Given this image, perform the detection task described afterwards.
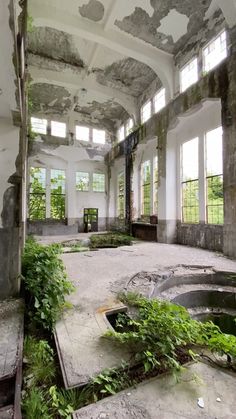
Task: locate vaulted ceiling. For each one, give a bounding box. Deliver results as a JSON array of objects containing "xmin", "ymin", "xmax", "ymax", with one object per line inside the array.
[{"xmin": 27, "ymin": 0, "xmax": 236, "ymax": 136}]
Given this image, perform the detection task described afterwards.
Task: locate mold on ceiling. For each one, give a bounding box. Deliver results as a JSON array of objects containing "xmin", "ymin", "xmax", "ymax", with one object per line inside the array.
[
  {"xmin": 28, "ymin": 27, "xmax": 85, "ymax": 68},
  {"xmin": 115, "ymin": 0, "xmax": 213, "ymax": 53},
  {"xmin": 95, "ymin": 58, "xmax": 158, "ymax": 97},
  {"xmin": 79, "ymin": 0, "xmax": 105, "ymax": 22},
  {"xmin": 74, "ymin": 100, "xmax": 129, "ymax": 133},
  {"xmin": 29, "ymin": 83, "xmax": 72, "ymax": 115}
]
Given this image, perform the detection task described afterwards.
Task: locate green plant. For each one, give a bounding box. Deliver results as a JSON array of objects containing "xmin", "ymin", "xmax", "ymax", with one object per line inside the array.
[
  {"xmin": 22, "ymin": 237, "xmax": 75, "ymax": 330},
  {"xmin": 105, "ymin": 293, "xmax": 236, "ymax": 373},
  {"xmin": 49, "ymin": 386, "xmax": 74, "ymax": 418},
  {"xmin": 91, "ymin": 363, "xmax": 131, "ymax": 397},
  {"xmin": 90, "ymin": 232, "xmax": 133, "ymax": 249},
  {"xmin": 22, "ymin": 387, "xmax": 52, "ymax": 419},
  {"xmin": 24, "ymin": 337, "xmax": 56, "ymax": 387}
]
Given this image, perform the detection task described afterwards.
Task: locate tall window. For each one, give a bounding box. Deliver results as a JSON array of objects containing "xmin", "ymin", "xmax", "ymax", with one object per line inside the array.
[
  {"xmin": 141, "ymin": 160, "xmax": 151, "ymax": 216},
  {"xmin": 93, "ymin": 173, "xmax": 105, "ymax": 192},
  {"xmin": 180, "ymin": 58, "xmax": 198, "ymax": 92},
  {"xmin": 141, "ymin": 101, "xmax": 152, "ymax": 123},
  {"xmin": 93, "ymin": 129, "xmax": 106, "ymax": 144},
  {"xmin": 31, "ymin": 117, "xmax": 47, "ymax": 135},
  {"xmin": 126, "ymin": 118, "xmax": 134, "ymax": 135},
  {"xmin": 203, "ymin": 30, "xmax": 227, "ymax": 73},
  {"xmin": 154, "ymin": 88, "xmax": 166, "ymax": 113},
  {"xmin": 153, "ymin": 156, "xmax": 158, "ymax": 214},
  {"xmin": 50, "ymin": 169, "xmax": 66, "ymax": 219},
  {"xmin": 182, "ymin": 138, "xmax": 199, "ymax": 223},
  {"xmin": 51, "ymin": 121, "xmax": 66, "ymax": 138},
  {"xmin": 118, "ymin": 125, "xmax": 125, "ymax": 143},
  {"xmin": 76, "ymin": 171, "xmax": 89, "ymax": 191},
  {"xmin": 117, "ymin": 172, "xmax": 125, "ymax": 219},
  {"xmin": 29, "ymin": 167, "xmax": 46, "ymax": 220},
  {"xmin": 76, "ymin": 126, "xmax": 89, "ymax": 142},
  {"xmin": 206, "ymin": 127, "xmax": 223, "ymax": 224}
]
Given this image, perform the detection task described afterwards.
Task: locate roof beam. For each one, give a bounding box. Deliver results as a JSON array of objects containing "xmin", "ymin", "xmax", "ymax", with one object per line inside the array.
[
  {"xmin": 29, "ymin": 65, "xmax": 138, "ymax": 119},
  {"xmin": 29, "ymin": 1, "xmax": 175, "ymax": 99}
]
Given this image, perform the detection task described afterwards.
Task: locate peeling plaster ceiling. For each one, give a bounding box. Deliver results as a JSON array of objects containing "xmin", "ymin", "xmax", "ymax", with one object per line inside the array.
[{"xmin": 28, "ymin": 0, "xmax": 229, "ymax": 136}]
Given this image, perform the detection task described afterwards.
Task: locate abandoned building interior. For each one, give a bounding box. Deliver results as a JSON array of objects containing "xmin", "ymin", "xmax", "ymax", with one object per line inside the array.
[{"xmin": 1, "ymin": 0, "xmax": 236, "ymax": 417}]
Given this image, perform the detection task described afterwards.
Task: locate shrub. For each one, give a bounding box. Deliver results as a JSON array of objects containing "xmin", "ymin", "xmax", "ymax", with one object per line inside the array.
[
  {"xmin": 24, "ymin": 336, "xmax": 56, "ymax": 387},
  {"xmin": 105, "ymin": 293, "xmax": 236, "ymax": 373},
  {"xmin": 90, "ymin": 233, "xmax": 133, "ymax": 249},
  {"xmin": 22, "ymin": 237, "xmax": 75, "ymax": 330}
]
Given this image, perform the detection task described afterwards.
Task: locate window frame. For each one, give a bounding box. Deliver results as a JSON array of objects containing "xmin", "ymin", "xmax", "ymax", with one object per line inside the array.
[
  {"xmin": 205, "ymin": 126, "xmax": 224, "ymax": 225},
  {"xmin": 153, "ymin": 88, "xmax": 166, "ymax": 113},
  {"xmin": 141, "ymin": 100, "xmax": 152, "ymax": 124},
  {"xmin": 92, "ymin": 173, "xmax": 105, "ymax": 192},
  {"xmin": 180, "ymin": 57, "xmax": 198, "ymax": 93},
  {"xmin": 76, "ymin": 171, "xmax": 90, "ymax": 192},
  {"xmin": 141, "ymin": 160, "xmax": 151, "ymax": 217},
  {"xmin": 51, "ymin": 121, "xmax": 66, "ymax": 138},
  {"xmin": 75, "ymin": 125, "xmax": 90, "ymax": 142},
  {"xmin": 117, "ymin": 172, "xmax": 125, "ymax": 219},
  {"xmin": 202, "ymin": 30, "xmax": 227, "ymax": 73},
  {"xmin": 92, "ymin": 128, "xmax": 106, "ymax": 144},
  {"xmin": 31, "ymin": 117, "xmax": 47, "ymax": 135},
  {"xmin": 181, "ymin": 137, "xmax": 199, "ymax": 224}
]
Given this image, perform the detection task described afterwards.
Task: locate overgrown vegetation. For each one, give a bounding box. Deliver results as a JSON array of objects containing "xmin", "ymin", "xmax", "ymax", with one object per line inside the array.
[
  {"xmin": 105, "ymin": 293, "xmax": 236, "ymax": 373},
  {"xmin": 22, "ymin": 237, "xmax": 75, "ymax": 330},
  {"xmin": 90, "ymin": 232, "xmax": 133, "ymax": 249}
]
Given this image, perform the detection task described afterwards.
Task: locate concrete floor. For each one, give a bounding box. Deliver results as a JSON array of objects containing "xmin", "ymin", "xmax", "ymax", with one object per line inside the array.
[
  {"xmin": 54, "ymin": 241, "xmax": 236, "ymax": 389},
  {"xmin": 73, "ymin": 362, "xmax": 236, "ymax": 418}
]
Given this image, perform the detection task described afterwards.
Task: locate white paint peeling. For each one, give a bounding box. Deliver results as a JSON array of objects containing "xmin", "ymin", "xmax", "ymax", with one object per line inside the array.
[{"xmin": 157, "ymin": 9, "xmax": 189, "ymax": 43}]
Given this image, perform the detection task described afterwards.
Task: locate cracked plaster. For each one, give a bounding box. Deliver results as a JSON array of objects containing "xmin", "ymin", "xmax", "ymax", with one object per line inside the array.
[
  {"xmin": 29, "ymin": 83, "xmax": 72, "ymax": 115},
  {"xmin": 95, "ymin": 58, "xmax": 158, "ymax": 97},
  {"xmin": 28, "ymin": 27, "xmax": 85, "ymax": 68},
  {"xmin": 115, "ymin": 0, "xmax": 213, "ymax": 54},
  {"xmin": 79, "ymin": 0, "xmax": 105, "ymax": 22}
]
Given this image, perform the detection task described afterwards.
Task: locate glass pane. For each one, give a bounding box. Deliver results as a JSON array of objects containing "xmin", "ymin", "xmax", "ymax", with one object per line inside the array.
[
  {"xmin": 207, "ymin": 175, "xmax": 223, "ymax": 224},
  {"xmin": 51, "ymin": 121, "xmax": 66, "ymax": 138},
  {"xmin": 93, "ymin": 173, "xmax": 105, "ymax": 192},
  {"xmin": 182, "ymin": 138, "xmax": 198, "ymax": 181},
  {"xmin": 93, "ymin": 129, "xmax": 106, "ymax": 144},
  {"xmin": 29, "ymin": 167, "xmax": 46, "ymax": 220},
  {"xmin": 76, "ymin": 126, "xmax": 89, "ymax": 141},
  {"xmin": 182, "ymin": 180, "xmax": 199, "ymax": 223},
  {"xmin": 206, "ymin": 127, "xmax": 223, "ymax": 176},
  {"xmin": 76, "ymin": 171, "xmax": 89, "ymax": 191}
]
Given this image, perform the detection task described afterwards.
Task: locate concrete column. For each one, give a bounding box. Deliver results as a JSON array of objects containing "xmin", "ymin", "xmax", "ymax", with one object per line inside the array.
[
  {"xmin": 66, "ymin": 162, "xmax": 76, "ymax": 225},
  {"xmin": 46, "ymin": 168, "xmax": 51, "ymax": 218},
  {"xmin": 158, "ymin": 131, "xmax": 177, "ymax": 243},
  {"xmin": 199, "ymin": 133, "xmax": 206, "ymax": 222}
]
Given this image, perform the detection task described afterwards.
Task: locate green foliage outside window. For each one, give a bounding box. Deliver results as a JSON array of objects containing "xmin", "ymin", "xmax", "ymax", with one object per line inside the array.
[
  {"xmin": 142, "ymin": 161, "xmax": 151, "ymax": 216},
  {"xmin": 29, "ymin": 167, "xmax": 46, "ymax": 220},
  {"xmin": 76, "ymin": 172, "xmax": 89, "ymax": 191},
  {"xmin": 118, "ymin": 173, "xmax": 125, "ymax": 219},
  {"xmin": 207, "ymin": 175, "xmax": 224, "ymax": 224},
  {"xmin": 182, "ymin": 179, "xmax": 199, "ymax": 223},
  {"xmin": 50, "ymin": 169, "xmax": 66, "ymax": 219}
]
